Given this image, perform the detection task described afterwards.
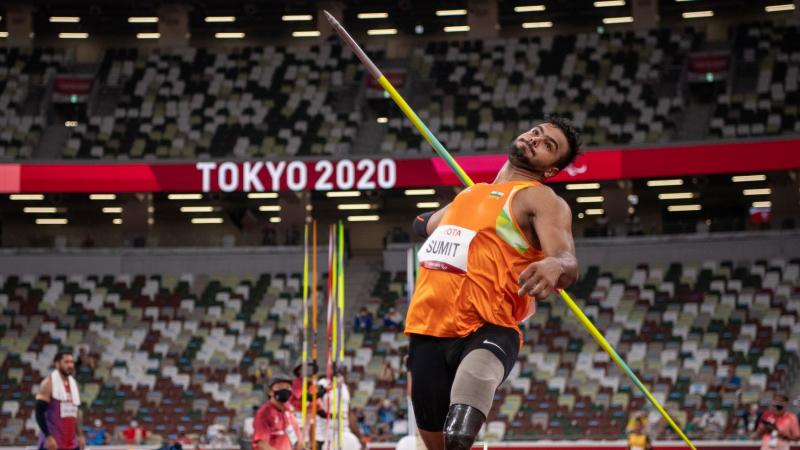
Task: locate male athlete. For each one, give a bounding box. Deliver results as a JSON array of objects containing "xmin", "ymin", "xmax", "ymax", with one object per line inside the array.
[
  {"xmin": 36, "ymin": 352, "xmax": 85, "ymax": 450},
  {"xmin": 406, "ymin": 116, "xmax": 581, "ymax": 450}
]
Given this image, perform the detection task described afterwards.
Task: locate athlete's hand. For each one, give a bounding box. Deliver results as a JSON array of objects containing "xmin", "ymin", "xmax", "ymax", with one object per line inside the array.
[
  {"xmin": 45, "ymin": 436, "xmax": 57, "ymax": 450},
  {"xmin": 517, "ymin": 258, "xmax": 564, "ymax": 299},
  {"xmin": 79, "ymin": 435, "xmax": 86, "ymax": 450}
]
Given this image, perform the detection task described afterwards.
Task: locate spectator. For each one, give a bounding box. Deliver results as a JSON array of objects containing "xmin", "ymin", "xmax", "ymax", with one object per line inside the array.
[
  {"xmin": 253, "ymin": 374, "xmax": 304, "ymax": 450},
  {"xmin": 378, "ymin": 361, "xmax": 396, "ymax": 384},
  {"xmin": 291, "ymin": 361, "xmax": 318, "ymax": 413},
  {"xmin": 354, "ymin": 409, "xmax": 371, "ymax": 439},
  {"xmin": 383, "ymin": 308, "xmax": 403, "ymax": 330},
  {"xmin": 121, "ymin": 420, "xmax": 149, "ymax": 445},
  {"xmin": 693, "ymin": 405, "xmax": 727, "ymax": 438},
  {"xmin": 719, "ymin": 365, "xmax": 742, "ymax": 394},
  {"xmin": 626, "ymin": 411, "xmax": 648, "ymax": 433},
  {"xmin": 175, "ymin": 427, "xmax": 193, "ymax": 448},
  {"xmin": 378, "ymin": 399, "xmax": 396, "ymax": 427},
  {"xmin": 86, "ymin": 419, "xmax": 106, "ymax": 445},
  {"xmin": 755, "ymin": 394, "xmax": 800, "ymax": 450},
  {"xmin": 354, "ymin": 308, "xmax": 373, "ymax": 332},
  {"xmin": 627, "ymin": 416, "xmax": 652, "ymax": 450},
  {"xmin": 736, "ymin": 403, "xmax": 762, "ymax": 438}
]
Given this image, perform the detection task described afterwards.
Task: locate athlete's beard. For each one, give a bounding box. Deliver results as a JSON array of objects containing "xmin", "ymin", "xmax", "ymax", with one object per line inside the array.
[
  {"xmin": 58, "ymin": 367, "xmax": 73, "ymax": 377},
  {"xmin": 508, "ymin": 140, "xmax": 540, "ymax": 173}
]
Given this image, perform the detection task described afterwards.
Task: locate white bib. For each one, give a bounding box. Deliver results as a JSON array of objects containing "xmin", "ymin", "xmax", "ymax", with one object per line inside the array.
[
  {"xmin": 60, "ymin": 402, "xmax": 78, "ymax": 418},
  {"xmin": 418, "ymin": 225, "xmax": 476, "ymax": 273}
]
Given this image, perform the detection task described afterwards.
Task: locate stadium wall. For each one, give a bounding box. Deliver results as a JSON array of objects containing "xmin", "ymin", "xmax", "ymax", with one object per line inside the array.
[{"xmin": 383, "ymin": 230, "xmax": 800, "ymax": 273}]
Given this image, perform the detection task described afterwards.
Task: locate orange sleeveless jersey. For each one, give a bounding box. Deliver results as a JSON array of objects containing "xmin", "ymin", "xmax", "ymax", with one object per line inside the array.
[{"xmin": 405, "ymin": 181, "xmax": 545, "ymax": 340}]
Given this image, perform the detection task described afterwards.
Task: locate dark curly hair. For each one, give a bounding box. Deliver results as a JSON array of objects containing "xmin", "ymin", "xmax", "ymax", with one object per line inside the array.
[{"xmin": 545, "ymin": 115, "xmax": 582, "ymax": 170}]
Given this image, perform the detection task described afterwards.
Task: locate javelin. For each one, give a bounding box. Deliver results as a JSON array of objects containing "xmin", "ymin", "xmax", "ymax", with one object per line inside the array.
[{"xmin": 323, "ymin": 11, "xmax": 696, "ymax": 449}]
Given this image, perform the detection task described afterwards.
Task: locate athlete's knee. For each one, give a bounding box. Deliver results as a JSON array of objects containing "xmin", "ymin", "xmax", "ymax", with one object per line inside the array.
[
  {"xmin": 450, "ymin": 349, "xmax": 505, "ymax": 416},
  {"xmin": 443, "ymin": 404, "xmax": 485, "ymax": 450}
]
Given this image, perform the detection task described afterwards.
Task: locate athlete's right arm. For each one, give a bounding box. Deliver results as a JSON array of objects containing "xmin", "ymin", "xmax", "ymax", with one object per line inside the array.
[{"xmin": 412, "ymin": 204, "xmax": 450, "ymax": 238}]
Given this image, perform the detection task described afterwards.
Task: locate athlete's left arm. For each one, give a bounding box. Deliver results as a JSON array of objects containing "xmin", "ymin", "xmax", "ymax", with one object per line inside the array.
[{"xmin": 517, "ymin": 190, "xmax": 578, "ymax": 299}]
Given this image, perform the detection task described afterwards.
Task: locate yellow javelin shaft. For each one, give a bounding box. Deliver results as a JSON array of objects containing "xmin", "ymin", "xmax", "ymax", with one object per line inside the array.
[{"xmin": 559, "ymin": 290, "xmax": 696, "ymax": 450}]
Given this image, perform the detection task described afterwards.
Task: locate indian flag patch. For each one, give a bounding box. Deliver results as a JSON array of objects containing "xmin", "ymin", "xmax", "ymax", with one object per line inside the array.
[{"xmin": 490, "ymin": 191, "xmax": 504, "ymax": 198}]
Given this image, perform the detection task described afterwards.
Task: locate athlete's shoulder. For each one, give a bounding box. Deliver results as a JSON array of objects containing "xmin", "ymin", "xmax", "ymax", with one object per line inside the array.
[{"xmin": 517, "ymin": 184, "xmax": 571, "ymax": 216}]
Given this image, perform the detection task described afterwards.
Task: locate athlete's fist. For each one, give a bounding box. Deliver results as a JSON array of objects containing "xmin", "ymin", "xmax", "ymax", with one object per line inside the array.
[
  {"xmin": 517, "ymin": 258, "xmax": 564, "ymax": 299},
  {"xmin": 45, "ymin": 436, "xmax": 57, "ymax": 450}
]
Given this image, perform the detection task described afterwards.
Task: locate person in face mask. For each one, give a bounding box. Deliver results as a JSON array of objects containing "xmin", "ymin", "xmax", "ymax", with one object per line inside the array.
[
  {"xmin": 755, "ymin": 394, "xmax": 800, "ymax": 450},
  {"xmin": 253, "ymin": 374, "xmax": 305, "ymax": 450}
]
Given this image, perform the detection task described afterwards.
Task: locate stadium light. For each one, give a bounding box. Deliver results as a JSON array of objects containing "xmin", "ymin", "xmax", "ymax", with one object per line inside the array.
[
  {"xmin": 752, "ymin": 201, "xmax": 772, "ymax": 208},
  {"xmin": 358, "ymin": 12, "xmax": 389, "ymax": 19},
  {"xmin": 647, "ymin": 179, "xmax": 683, "ymax": 187},
  {"xmin": 743, "ymin": 188, "xmax": 771, "ymax": 196},
  {"xmin": 602, "ymin": 16, "xmax": 633, "ymax": 24},
  {"xmin": 347, "ymin": 215, "xmax": 380, "ymax": 222},
  {"xmin": 417, "ymin": 202, "xmax": 441, "ymax": 208},
  {"xmin": 112, "ymin": 218, "xmax": 122, "ymax": 225},
  {"xmin": 436, "ymin": 9, "xmax": 468, "ymax": 16},
  {"xmin": 444, "ymin": 25, "xmax": 470, "ymax": 32},
  {"xmin": 326, "ymin": 191, "xmax": 360, "ymax": 198},
  {"xmin": 215, "ymin": 32, "xmax": 245, "ymax": 39},
  {"xmin": 566, "ymin": 183, "xmax": 600, "ymax": 190},
  {"xmin": 377, "ymin": 117, "xmax": 388, "ymax": 123},
  {"xmin": 594, "ymin": 0, "xmax": 625, "ymax": 7},
  {"xmin": 90, "ymin": 194, "xmax": 116, "ymax": 200},
  {"xmin": 128, "ymin": 17, "xmax": 159, "ymax": 23},
  {"xmin": 64, "ymin": 121, "xmax": 78, "ymax": 127},
  {"xmin": 269, "ymin": 217, "xmax": 281, "ymax": 223},
  {"xmin": 658, "ymin": 192, "xmax": 695, "ymax": 200},
  {"xmin": 732, "ymin": 174, "xmax": 766, "ymax": 182},
  {"xmin": 0, "ymin": 32, "xmax": 7, "ymax": 38},
  {"xmin": 10, "ymin": 194, "xmax": 44, "ymax": 200},
  {"xmin": 247, "ymin": 192, "xmax": 278, "ymax": 199},
  {"xmin": 23, "ymin": 207, "xmax": 57, "ymax": 214},
  {"xmin": 368, "ymin": 28, "xmax": 397, "ymax": 35},
  {"xmin": 293, "ymin": 30, "xmax": 321, "ymax": 37},
  {"xmin": 50, "ymin": 16, "xmax": 80, "ymax": 23},
  {"xmin": 585, "ymin": 208, "xmax": 605, "ymax": 215},
  {"xmin": 102, "ymin": 207, "xmax": 122, "ymax": 214},
  {"xmin": 191, "ymin": 217, "xmax": 224, "ymax": 224},
  {"xmin": 168, "ymin": 193, "xmax": 203, "ymax": 200},
  {"xmin": 180, "ymin": 206, "xmax": 215, "ymax": 213},
  {"xmin": 682, "ymin": 10, "xmax": 713, "ymax": 18},
  {"xmin": 405, "ymin": 189, "xmax": 436, "ymax": 196},
  {"xmin": 576, "ymin": 196, "xmax": 604, "ymax": 203},
  {"xmin": 766, "ymin": 4, "xmax": 795, "ymax": 12},
  {"xmin": 59, "ymin": 33, "xmax": 89, "ymax": 39},
  {"xmin": 205, "ymin": 16, "xmax": 236, "ymax": 22},
  {"xmin": 282, "ymin": 15, "xmax": 313, "ymax": 21},
  {"xmin": 522, "ymin": 21, "xmax": 553, "ymax": 28},
  {"xmin": 514, "ymin": 5, "xmax": 546, "ymax": 12},
  {"xmin": 259, "ymin": 205, "xmax": 282, "ymax": 212},
  {"xmin": 667, "ymin": 204, "xmax": 701, "ymax": 212},
  {"xmin": 137, "ymin": 33, "xmax": 160, "ymax": 39},
  {"xmin": 36, "ymin": 218, "xmax": 68, "ymax": 225},
  {"xmin": 337, "ymin": 204, "xmax": 373, "ymax": 210}
]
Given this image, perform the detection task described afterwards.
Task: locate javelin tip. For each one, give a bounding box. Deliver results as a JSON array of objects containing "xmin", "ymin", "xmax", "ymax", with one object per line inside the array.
[{"xmin": 323, "ymin": 10, "xmax": 338, "ymax": 26}]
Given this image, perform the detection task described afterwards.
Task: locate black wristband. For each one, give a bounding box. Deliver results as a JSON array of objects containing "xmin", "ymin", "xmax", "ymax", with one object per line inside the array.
[{"xmin": 412, "ymin": 211, "xmax": 435, "ymax": 238}]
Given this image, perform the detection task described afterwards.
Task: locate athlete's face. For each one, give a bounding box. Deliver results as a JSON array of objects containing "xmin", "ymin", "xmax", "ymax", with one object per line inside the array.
[
  {"xmin": 508, "ymin": 123, "xmax": 569, "ymax": 178},
  {"xmin": 56, "ymin": 355, "xmax": 75, "ymax": 376}
]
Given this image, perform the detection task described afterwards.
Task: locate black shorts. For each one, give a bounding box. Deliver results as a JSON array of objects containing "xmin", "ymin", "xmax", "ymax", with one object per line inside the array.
[{"xmin": 407, "ymin": 322, "xmax": 520, "ymax": 432}]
